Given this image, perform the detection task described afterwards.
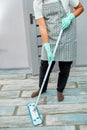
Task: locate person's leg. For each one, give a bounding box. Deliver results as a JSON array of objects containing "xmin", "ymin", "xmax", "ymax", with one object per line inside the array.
[
  {"xmin": 31, "ymin": 60, "xmax": 55, "ymax": 98},
  {"xmin": 39, "ymin": 60, "xmax": 55, "ymax": 91},
  {"xmin": 57, "ymin": 61, "xmax": 72, "ymax": 101}
]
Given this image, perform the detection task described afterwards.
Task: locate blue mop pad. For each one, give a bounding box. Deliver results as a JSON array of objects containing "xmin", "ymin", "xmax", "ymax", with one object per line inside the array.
[{"xmin": 27, "ymin": 103, "xmax": 43, "ymax": 126}]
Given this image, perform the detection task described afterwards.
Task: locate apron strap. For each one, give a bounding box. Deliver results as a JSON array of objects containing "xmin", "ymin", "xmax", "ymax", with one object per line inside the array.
[{"xmin": 59, "ymin": 0, "xmax": 67, "ymax": 13}]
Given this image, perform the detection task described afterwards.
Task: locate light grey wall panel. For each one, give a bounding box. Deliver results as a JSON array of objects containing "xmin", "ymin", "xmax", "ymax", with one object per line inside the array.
[
  {"xmin": 76, "ymin": 0, "xmax": 87, "ymax": 66},
  {"xmin": 24, "ymin": 0, "xmax": 39, "ymax": 75}
]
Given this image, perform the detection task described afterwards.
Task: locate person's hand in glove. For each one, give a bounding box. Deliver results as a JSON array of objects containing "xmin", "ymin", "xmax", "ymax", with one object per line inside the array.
[
  {"xmin": 62, "ymin": 13, "xmax": 75, "ymax": 30},
  {"xmin": 44, "ymin": 43, "xmax": 54, "ymax": 64}
]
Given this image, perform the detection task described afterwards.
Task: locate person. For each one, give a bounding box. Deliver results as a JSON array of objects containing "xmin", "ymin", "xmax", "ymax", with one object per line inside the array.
[{"xmin": 31, "ymin": 0, "xmax": 84, "ymax": 101}]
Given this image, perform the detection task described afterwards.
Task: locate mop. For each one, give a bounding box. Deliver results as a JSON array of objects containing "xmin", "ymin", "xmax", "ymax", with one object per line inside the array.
[{"xmin": 27, "ymin": 29, "xmax": 63, "ymax": 126}]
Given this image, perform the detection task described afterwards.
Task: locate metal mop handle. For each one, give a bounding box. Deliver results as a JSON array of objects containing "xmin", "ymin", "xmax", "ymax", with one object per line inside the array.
[{"xmin": 34, "ymin": 29, "xmax": 63, "ymax": 109}]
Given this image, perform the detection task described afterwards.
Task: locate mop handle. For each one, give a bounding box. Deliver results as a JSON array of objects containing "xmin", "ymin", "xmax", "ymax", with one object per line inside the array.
[{"xmin": 34, "ymin": 29, "xmax": 63, "ymax": 110}]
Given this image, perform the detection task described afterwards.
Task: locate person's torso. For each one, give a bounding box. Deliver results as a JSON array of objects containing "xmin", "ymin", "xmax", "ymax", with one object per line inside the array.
[{"xmin": 42, "ymin": 0, "xmax": 76, "ymax": 45}]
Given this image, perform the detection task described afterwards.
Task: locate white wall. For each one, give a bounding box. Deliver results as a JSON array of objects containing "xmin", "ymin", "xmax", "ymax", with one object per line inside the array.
[{"xmin": 0, "ymin": 0, "xmax": 29, "ymax": 69}]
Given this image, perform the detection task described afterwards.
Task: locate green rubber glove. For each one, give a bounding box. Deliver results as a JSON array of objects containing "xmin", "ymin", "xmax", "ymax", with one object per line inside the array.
[
  {"xmin": 62, "ymin": 13, "xmax": 75, "ymax": 30},
  {"xmin": 44, "ymin": 43, "xmax": 54, "ymax": 64}
]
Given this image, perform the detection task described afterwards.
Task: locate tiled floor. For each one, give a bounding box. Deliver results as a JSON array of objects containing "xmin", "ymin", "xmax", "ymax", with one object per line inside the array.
[{"xmin": 0, "ymin": 67, "xmax": 87, "ymax": 130}]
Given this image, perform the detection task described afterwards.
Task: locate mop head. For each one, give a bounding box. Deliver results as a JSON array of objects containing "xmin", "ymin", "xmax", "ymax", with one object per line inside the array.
[{"xmin": 27, "ymin": 103, "xmax": 43, "ymax": 126}]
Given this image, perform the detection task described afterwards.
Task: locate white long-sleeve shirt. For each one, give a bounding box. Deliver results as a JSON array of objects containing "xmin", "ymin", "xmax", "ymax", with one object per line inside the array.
[{"xmin": 33, "ymin": 0, "xmax": 79, "ymax": 19}]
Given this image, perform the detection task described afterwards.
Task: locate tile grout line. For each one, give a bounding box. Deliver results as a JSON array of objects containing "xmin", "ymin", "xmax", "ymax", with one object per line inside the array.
[
  {"xmin": 75, "ymin": 82, "xmax": 78, "ymax": 88},
  {"xmin": 42, "ymin": 115, "xmax": 46, "ymax": 126},
  {"xmin": 75, "ymin": 125, "xmax": 80, "ymax": 130},
  {"xmin": 19, "ymin": 90, "xmax": 23, "ymax": 98},
  {"xmin": 25, "ymin": 74, "xmax": 28, "ymax": 79},
  {"xmin": 13, "ymin": 106, "xmax": 19, "ymax": 116},
  {"xmin": 0, "ymin": 85, "xmax": 3, "ymax": 91}
]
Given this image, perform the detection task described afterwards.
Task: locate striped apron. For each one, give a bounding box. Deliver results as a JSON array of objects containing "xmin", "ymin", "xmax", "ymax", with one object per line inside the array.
[{"xmin": 41, "ymin": 0, "xmax": 77, "ymax": 61}]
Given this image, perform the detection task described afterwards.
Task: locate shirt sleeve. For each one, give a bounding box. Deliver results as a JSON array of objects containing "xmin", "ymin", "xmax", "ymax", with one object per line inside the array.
[
  {"xmin": 69, "ymin": 0, "xmax": 79, "ymax": 7},
  {"xmin": 33, "ymin": 0, "xmax": 43, "ymax": 19}
]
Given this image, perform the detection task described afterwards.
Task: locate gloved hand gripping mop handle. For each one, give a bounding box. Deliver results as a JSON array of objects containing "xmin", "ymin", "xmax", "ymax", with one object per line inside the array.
[{"xmin": 34, "ymin": 29, "xmax": 63, "ymax": 110}]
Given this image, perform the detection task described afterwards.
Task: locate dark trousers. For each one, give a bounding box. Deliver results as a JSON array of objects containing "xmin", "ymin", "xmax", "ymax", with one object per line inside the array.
[{"xmin": 39, "ymin": 60, "xmax": 72, "ymax": 93}]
